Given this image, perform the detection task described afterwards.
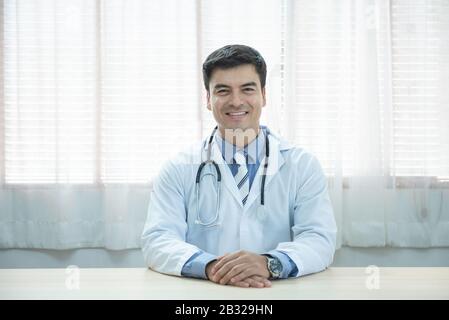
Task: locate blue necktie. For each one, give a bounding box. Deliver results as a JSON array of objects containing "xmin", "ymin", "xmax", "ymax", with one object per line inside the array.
[{"xmin": 234, "ymin": 151, "xmax": 249, "ymax": 206}]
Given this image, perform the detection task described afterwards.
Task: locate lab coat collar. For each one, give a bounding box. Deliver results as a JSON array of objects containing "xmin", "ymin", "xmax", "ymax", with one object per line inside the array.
[
  {"xmin": 204, "ymin": 127, "xmax": 293, "ymax": 210},
  {"xmin": 214, "ymin": 127, "xmax": 265, "ymax": 165}
]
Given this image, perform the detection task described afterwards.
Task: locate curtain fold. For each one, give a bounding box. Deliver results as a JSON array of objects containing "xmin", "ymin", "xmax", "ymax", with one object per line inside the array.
[{"xmin": 0, "ymin": 185, "xmax": 150, "ymax": 249}]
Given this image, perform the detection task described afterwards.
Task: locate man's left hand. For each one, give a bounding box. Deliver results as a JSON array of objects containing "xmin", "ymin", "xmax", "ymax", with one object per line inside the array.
[{"xmin": 210, "ymin": 250, "xmax": 270, "ymax": 285}]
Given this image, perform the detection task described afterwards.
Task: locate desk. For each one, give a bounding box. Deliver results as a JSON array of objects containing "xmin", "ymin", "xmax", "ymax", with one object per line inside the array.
[{"xmin": 0, "ymin": 267, "xmax": 448, "ymax": 299}]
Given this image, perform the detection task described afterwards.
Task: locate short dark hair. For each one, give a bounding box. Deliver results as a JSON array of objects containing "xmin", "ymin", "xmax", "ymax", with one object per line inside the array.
[{"xmin": 202, "ymin": 44, "xmax": 267, "ymax": 92}]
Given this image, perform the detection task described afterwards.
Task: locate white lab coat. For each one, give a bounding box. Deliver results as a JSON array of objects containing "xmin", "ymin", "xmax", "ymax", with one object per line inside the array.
[{"xmin": 141, "ymin": 130, "xmax": 337, "ymax": 277}]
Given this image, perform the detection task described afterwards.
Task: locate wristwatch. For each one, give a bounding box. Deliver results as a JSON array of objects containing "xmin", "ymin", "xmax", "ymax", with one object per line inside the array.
[{"xmin": 265, "ymin": 255, "xmax": 283, "ymax": 279}]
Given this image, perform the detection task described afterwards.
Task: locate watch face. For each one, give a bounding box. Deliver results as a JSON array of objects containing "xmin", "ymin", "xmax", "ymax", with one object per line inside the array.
[{"xmin": 268, "ymin": 257, "xmax": 282, "ymax": 277}]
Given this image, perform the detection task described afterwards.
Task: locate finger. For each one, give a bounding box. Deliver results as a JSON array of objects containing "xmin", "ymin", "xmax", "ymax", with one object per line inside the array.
[
  {"xmin": 211, "ymin": 252, "xmax": 240, "ymax": 274},
  {"xmin": 229, "ymin": 268, "xmax": 254, "ymax": 284},
  {"xmin": 213, "ymin": 250, "xmax": 249, "ymax": 273},
  {"xmin": 232, "ymin": 281, "xmax": 250, "ymax": 288},
  {"xmin": 219, "ymin": 265, "xmax": 248, "ymax": 285},
  {"xmin": 228, "ymin": 260, "xmax": 270, "ymax": 285},
  {"xmin": 243, "ymin": 277, "xmax": 265, "ymax": 288},
  {"xmin": 216, "ymin": 253, "xmax": 227, "ymax": 261},
  {"xmin": 213, "ymin": 261, "xmax": 239, "ymax": 283},
  {"xmin": 212, "ymin": 257, "xmax": 244, "ymax": 283},
  {"xmin": 250, "ymin": 275, "xmax": 272, "ymax": 287}
]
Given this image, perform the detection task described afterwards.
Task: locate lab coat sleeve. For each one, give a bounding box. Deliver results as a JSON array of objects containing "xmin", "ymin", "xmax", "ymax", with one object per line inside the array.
[
  {"xmin": 276, "ymin": 153, "xmax": 337, "ymax": 277},
  {"xmin": 141, "ymin": 159, "xmax": 202, "ymax": 276},
  {"xmin": 181, "ymin": 251, "xmax": 217, "ymax": 279}
]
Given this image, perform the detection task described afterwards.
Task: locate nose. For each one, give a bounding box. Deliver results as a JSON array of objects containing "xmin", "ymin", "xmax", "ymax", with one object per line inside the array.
[{"xmin": 229, "ymin": 92, "xmax": 245, "ymax": 108}]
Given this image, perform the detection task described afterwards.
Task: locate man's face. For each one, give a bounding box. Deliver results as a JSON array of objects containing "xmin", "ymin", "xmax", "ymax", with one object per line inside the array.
[{"xmin": 207, "ymin": 64, "xmax": 266, "ymax": 135}]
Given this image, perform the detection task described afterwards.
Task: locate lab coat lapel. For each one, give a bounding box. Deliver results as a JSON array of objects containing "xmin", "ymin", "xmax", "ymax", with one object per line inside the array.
[
  {"xmin": 210, "ymin": 140, "xmax": 245, "ymax": 208},
  {"xmin": 243, "ymin": 133, "xmax": 287, "ymax": 211}
]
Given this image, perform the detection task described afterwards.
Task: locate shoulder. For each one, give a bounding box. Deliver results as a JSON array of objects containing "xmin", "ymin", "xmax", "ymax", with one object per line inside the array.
[
  {"xmin": 277, "ymin": 143, "xmax": 328, "ymax": 193},
  {"xmin": 270, "ymin": 133, "xmax": 325, "ymax": 179},
  {"xmin": 283, "ymin": 147, "xmax": 323, "ymax": 172},
  {"xmin": 269, "ymin": 130, "xmax": 323, "ymax": 171}
]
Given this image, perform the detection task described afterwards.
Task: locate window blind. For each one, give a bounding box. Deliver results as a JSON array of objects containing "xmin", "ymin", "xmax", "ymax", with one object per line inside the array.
[
  {"xmin": 389, "ymin": 0, "xmax": 449, "ymax": 178},
  {"xmin": 3, "ymin": 0, "xmax": 201, "ymax": 184},
  {"xmin": 288, "ymin": 0, "xmax": 356, "ymax": 176},
  {"xmin": 100, "ymin": 0, "xmax": 200, "ymax": 183},
  {"xmin": 4, "ymin": 0, "xmax": 97, "ymax": 183},
  {"xmin": 2, "ymin": 0, "xmax": 449, "ymax": 184},
  {"xmin": 287, "ymin": 0, "xmax": 449, "ymax": 178}
]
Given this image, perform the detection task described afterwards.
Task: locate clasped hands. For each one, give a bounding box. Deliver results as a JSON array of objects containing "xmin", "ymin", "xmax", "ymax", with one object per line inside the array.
[{"xmin": 206, "ymin": 250, "xmax": 272, "ymax": 288}]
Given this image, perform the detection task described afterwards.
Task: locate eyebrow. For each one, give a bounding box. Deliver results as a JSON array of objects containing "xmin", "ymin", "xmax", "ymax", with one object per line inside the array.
[{"xmin": 213, "ymin": 82, "xmax": 258, "ymax": 90}]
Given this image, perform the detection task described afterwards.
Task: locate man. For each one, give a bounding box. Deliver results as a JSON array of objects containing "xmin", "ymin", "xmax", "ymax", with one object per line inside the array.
[{"xmin": 141, "ymin": 44, "xmax": 337, "ymax": 288}]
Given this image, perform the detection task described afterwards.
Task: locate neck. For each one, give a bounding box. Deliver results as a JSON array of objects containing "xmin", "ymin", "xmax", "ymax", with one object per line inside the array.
[{"xmin": 219, "ymin": 126, "xmax": 260, "ymax": 148}]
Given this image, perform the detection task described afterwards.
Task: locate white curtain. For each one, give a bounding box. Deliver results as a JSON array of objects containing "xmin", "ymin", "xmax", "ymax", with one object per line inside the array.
[{"xmin": 1, "ymin": 0, "xmax": 448, "ymax": 250}]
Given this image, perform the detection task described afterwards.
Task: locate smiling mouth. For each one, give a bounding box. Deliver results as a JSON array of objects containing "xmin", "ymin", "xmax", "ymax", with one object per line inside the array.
[{"xmin": 226, "ymin": 111, "xmax": 249, "ymax": 116}]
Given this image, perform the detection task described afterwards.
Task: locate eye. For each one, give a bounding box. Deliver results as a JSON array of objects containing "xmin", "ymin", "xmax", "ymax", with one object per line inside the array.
[
  {"xmin": 243, "ymin": 87, "xmax": 255, "ymax": 92},
  {"xmin": 216, "ymin": 89, "xmax": 229, "ymax": 95}
]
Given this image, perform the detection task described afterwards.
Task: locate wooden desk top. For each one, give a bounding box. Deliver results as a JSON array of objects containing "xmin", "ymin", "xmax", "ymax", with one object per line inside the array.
[{"xmin": 1, "ymin": 267, "xmax": 448, "ymax": 300}]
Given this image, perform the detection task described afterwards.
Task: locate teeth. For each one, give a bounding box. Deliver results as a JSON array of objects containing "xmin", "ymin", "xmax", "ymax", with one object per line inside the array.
[{"xmin": 229, "ymin": 112, "xmax": 246, "ymax": 116}]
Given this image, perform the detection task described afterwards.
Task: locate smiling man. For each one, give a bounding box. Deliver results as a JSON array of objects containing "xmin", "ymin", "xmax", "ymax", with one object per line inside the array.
[
  {"xmin": 207, "ymin": 63, "xmax": 264, "ymax": 148},
  {"xmin": 141, "ymin": 44, "xmax": 337, "ymax": 288}
]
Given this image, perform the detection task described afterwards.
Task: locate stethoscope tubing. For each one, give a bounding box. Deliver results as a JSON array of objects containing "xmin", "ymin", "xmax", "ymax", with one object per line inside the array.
[{"xmin": 195, "ymin": 126, "xmax": 269, "ymax": 226}]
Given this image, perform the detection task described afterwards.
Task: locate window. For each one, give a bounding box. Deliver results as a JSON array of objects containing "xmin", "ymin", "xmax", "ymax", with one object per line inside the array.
[
  {"xmin": 1, "ymin": 0, "xmax": 448, "ymax": 184},
  {"xmin": 389, "ymin": 0, "xmax": 449, "ymax": 178}
]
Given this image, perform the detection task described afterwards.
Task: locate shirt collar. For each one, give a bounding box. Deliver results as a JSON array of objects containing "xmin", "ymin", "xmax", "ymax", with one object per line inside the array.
[{"xmin": 215, "ymin": 126, "xmax": 266, "ymax": 165}]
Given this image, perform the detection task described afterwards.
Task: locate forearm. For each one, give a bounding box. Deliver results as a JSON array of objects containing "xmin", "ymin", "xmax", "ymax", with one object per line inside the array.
[
  {"xmin": 141, "ymin": 231, "xmax": 202, "ymax": 276},
  {"xmin": 276, "ymin": 230, "xmax": 336, "ymax": 277}
]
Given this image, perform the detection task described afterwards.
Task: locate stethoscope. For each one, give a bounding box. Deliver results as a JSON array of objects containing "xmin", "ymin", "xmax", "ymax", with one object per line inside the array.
[{"xmin": 195, "ymin": 126, "xmax": 270, "ymax": 227}]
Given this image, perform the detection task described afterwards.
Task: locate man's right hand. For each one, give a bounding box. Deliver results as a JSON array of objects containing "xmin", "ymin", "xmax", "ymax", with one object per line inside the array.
[{"xmin": 206, "ymin": 259, "xmax": 271, "ymax": 288}]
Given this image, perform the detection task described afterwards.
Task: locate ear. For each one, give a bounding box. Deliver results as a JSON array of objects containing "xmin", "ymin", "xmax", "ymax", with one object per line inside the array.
[
  {"xmin": 262, "ymin": 87, "xmax": 267, "ymax": 107},
  {"xmin": 206, "ymin": 91, "xmax": 212, "ymax": 111}
]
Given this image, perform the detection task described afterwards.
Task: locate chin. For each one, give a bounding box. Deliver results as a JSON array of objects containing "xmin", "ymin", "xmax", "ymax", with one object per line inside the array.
[{"xmin": 225, "ymin": 124, "xmax": 249, "ymax": 131}]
